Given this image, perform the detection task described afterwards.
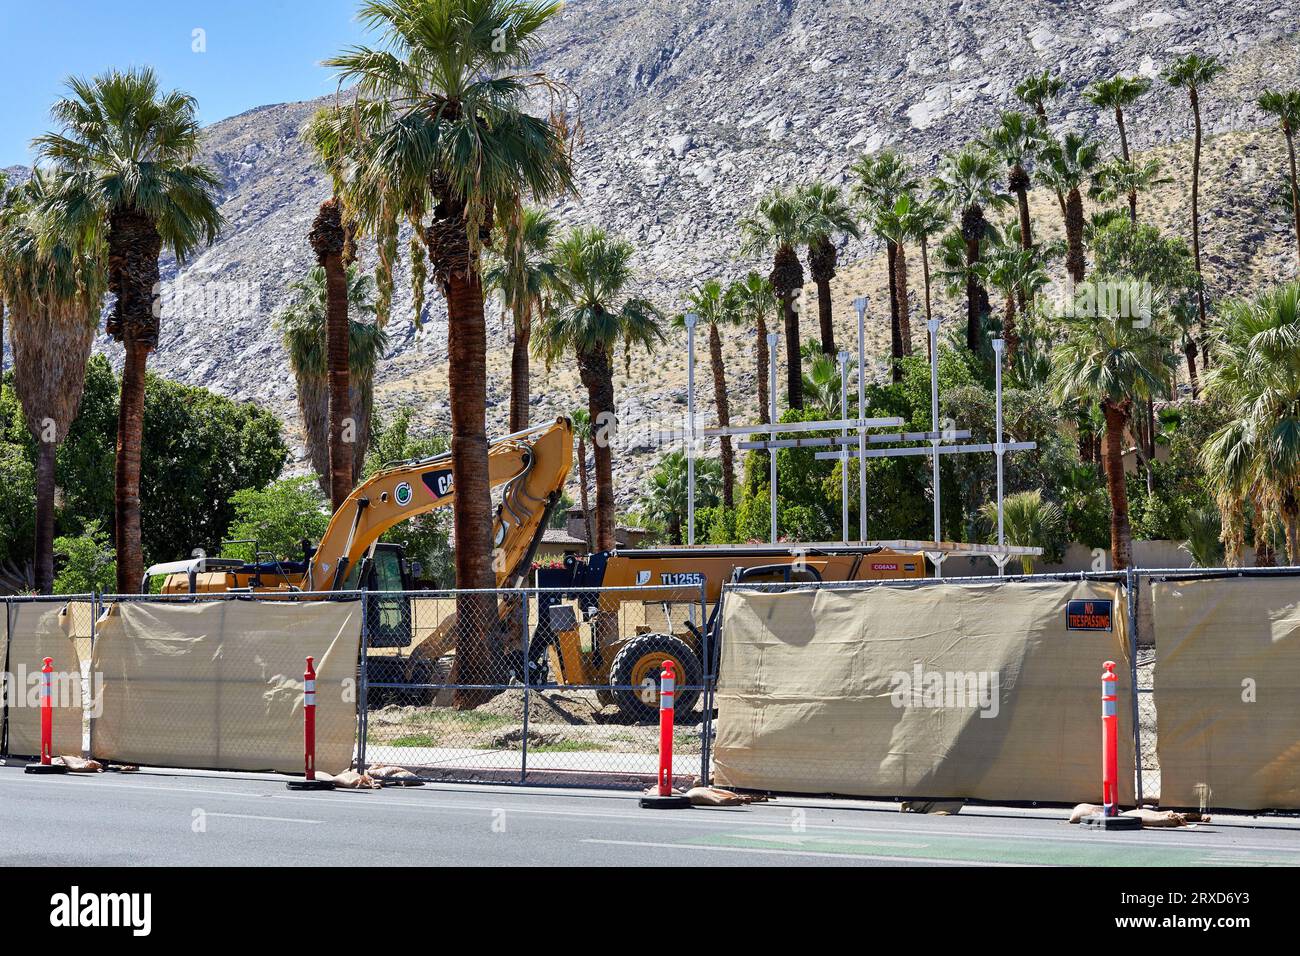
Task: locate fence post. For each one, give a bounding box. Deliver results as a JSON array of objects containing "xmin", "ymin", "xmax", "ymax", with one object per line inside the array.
[
  {"xmin": 520, "ymin": 588, "xmax": 529, "ymax": 786},
  {"xmin": 1126, "ymin": 566, "xmax": 1142, "ymax": 806},
  {"xmin": 356, "ymin": 590, "xmax": 369, "ymax": 775},
  {"xmin": 699, "ymin": 581, "xmax": 712, "ymax": 786}
]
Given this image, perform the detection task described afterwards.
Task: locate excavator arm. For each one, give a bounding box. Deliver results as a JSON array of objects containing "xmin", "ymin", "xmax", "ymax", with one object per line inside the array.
[{"xmin": 306, "ymin": 417, "xmax": 573, "ymax": 592}]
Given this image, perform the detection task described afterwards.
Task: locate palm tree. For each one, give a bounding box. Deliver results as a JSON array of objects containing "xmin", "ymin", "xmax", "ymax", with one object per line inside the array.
[
  {"xmin": 1086, "ymin": 75, "xmax": 1151, "ymax": 221},
  {"xmin": 740, "ymin": 189, "xmax": 807, "ymax": 408},
  {"xmin": 1163, "ymin": 54, "xmax": 1223, "ymax": 340},
  {"xmin": 1015, "ymin": 69, "xmax": 1068, "ymax": 214},
  {"xmin": 1040, "ymin": 132, "xmax": 1102, "ymax": 285},
  {"xmin": 1257, "ymin": 89, "xmax": 1300, "ymax": 266},
  {"xmin": 727, "ymin": 272, "xmax": 778, "ymax": 423},
  {"xmin": 276, "ymin": 265, "xmax": 389, "ymax": 495},
  {"xmin": 327, "ymin": 0, "xmax": 574, "ymax": 614},
  {"xmin": 795, "ymin": 182, "xmax": 861, "ymax": 355},
  {"xmin": 907, "ymin": 194, "xmax": 948, "ymax": 357},
  {"xmin": 978, "ymin": 244, "xmax": 1048, "ymax": 360},
  {"xmin": 307, "ymin": 197, "xmax": 353, "ymax": 511},
  {"xmin": 534, "ymin": 227, "xmax": 664, "ymax": 550},
  {"xmin": 1202, "ymin": 283, "xmax": 1300, "ymax": 563},
  {"xmin": 1179, "ymin": 506, "xmax": 1224, "ymax": 568},
  {"xmin": 1052, "ymin": 304, "xmax": 1172, "ymax": 569},
  {"xmin": 35, "ymin": 67, "xmax": 223, "ymax": 593},
  {"xmin": 800, "ymin": 347, "xmax": 842, "ymax": 418},
  {"xmin": 0, "ymin": 171, "xmax": 105, "ymax": 593},
  {"xmin": 872, "ymin": 194, "xmax": 926, "ymax": 360},
  {"xmin": 569, "ymin": 407, "xmax": 594, "ymax": 550},
  {"xmin": 0, "ymin": 170, "xmax": 9, "ymax": 379},
  {"xmin": 932, "ymin": 146, "xmax": 1011, "ymax": 351},
  {"xmin": 979, "ymin": 490, "xmax": 1064, "ymax": 574},
  {"xmin": 641, "ymin": 451, "xmax": 721, "ymax": 545},
  {"xmin": 485, "ymin": 206, "xmax": 558, "ymax": 432},
  {"xmin": 1015, "ymin": 69, "xmax": 1066, "ymax": 124},
  {"xmin": 1089, "ymin": 157, "xmax": 1169, "ymax": 223},
  {"xmin": 984, "ymin": 111, "xmax": 1048, "ymax": 250},
  {"xmin": 852, "ymin": 150, "xmax": 921, "ymax": 373},
  {"xmin": 677, "ymin": 279, "xmax": 737, "ymax": 507}
]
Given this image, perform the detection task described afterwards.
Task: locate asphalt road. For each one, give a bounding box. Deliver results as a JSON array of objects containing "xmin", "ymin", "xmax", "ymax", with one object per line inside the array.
[{"xmin": 2, "ymin": 764, "xmax": 1298, "ymax": 867}]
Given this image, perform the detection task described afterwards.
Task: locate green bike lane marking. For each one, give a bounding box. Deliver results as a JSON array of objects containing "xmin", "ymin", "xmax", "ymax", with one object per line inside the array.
[{"xmin": 685, "ymin": 830, "xmax": 1294, "ymax": 866}]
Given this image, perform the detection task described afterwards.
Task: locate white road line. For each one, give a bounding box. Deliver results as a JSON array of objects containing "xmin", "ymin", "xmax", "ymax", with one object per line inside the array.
[
  {"xmin": 582, "ymin": 838, "xmax": 1030, "ymax": 866},
  {"xmin": 8, "ymin": 774, "xmax": 1297, "ymax": 857},
  {"xmin": 206, "ymin": 812, "xmax": 321, "ymax": 824}
]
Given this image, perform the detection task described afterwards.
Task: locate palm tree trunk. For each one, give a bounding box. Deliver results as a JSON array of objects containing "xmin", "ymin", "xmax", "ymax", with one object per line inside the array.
[
  {"xmin": 106, "ymin": 207, "xmax": 162, "ymax": 595},
  {"xmin": 114, "ymin": 336, "xmax": 149, "ymax": 593},
  {"xmin": 1065, "ymin": 187, "xmax": 1086, "ymax": 284},
  {"xmin": 33, "ymin": 438, "xmax": 57, "ymax": 594},
  {"xmin": 579, "ymin": 346, "xmax": 617, "ymax": 551},
  {"xmin": 894, "ymin": 242, "xmax": 912, "ymax": 356},
  {"xmin": 887, "ymin": 240, "xmax": 903, "ymax": 381},
  {"xmin": 963, "ymin": 233, "xmax": 982, "ymax": 353},
  {"xmin": 1185, "ymin": 338, "xmax": 1201, "ymax": 399},
  {"xmin": 920, "ymin": 234, "xmax": 934, "ymax": 361},
  {"xmin": 425, "ymin": 198, "xmax": 498, "ymax": 706},
  {"xmin": 324, "ymin": 252, "xmax": 351, "ymax": 511},
  {"xmin": 1017, "ymin": 188, "xmax": 1034, "ymax": 248},
  {"xmin": 708, "ymin": 323, "xmax": 734, "ymax": 507},
  {"xmin": 310, "ymin": 197, "xmax": 352, "ymax": 512},
  {"xmin": 1189, "ymin": 89, "xmax": 1209, "ymax": 343},
  {"xmin": 577, "ymin": 436, "xmax": 593, "ymax": 551},
  {"xmin": 781, "ymin": 289, "xmax": 802, "ymax": 409},
  {"xmin": 1002, "ymin": 293, "xmax": 1019, "ymax": 360},
  {"xmin": 1101, "ymin": 400, "xmax": 1134, "ymax": 570},
  {"xmin": 810, "ymin": 236, "xmax": 837, "ymax": 355},
  {"xmin": 1253, "ymin": 502, "xmax": 1276, "ymax": 567},
  {"xmin": 756, "ymin": 311, "xmax": 770, "ymax": 424},
  {"xmin": 509, "ymin": 296, "xmax": 531, "ymax": 433},
  {"xmin": 815, "ymin": 276, "xmax": 836, "ymax": 356},
  {"xmin": 1285, "ymin": 129, "xmax": 1300, "ymax": 268}
]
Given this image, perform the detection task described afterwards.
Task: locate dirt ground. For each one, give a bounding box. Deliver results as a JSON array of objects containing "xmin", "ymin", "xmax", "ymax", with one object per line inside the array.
[{"xmin": 365, "ymin": 687, "xmax": 707, "ymax": 755}]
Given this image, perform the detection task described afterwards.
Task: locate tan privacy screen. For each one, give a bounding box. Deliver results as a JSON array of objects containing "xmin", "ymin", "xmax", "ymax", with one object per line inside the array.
[
  {"xmin": 91, "ymin": 600, "xmax": 361, "ymax": 774},
  {"xmin": 4, "ymin": 602, "xmax": 87, "ymax": 758},
  {"xmin": 1152, "ymin": 577, "xmax": 1300, "ymax": 811},
  {"xmin": 715, "ymin": 582, "xmax": 1134, "ymax": 804}
]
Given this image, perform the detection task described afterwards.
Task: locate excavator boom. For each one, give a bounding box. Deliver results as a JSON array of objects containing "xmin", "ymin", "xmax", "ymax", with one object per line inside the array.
[{"xmin": 308, "ymin": 416, "xmax": 574, "ymax": 591}]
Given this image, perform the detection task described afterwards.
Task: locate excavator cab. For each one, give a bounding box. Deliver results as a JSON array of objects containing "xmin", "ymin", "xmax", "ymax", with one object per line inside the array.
[{"xmin": 344, "ymin": 542, "xmax": 417, "ymax": 648}]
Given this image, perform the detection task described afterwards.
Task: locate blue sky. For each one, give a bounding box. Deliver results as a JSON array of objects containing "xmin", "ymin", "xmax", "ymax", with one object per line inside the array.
[{"xmin": 0, "ymin": 0, "xmax": 372, "ymax": 167}]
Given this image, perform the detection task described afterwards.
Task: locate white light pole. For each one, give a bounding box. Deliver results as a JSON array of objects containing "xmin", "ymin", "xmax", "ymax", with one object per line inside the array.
[
  {"xmin": 685, "ymin": 311, "xmax": 698, "ymax": 546},
  {"xmin": 854, "ymin": 296, "xmax": 868, "ymax": 542},
  {"xmin": 992, "ymin": 337, "xmax": 1007, "ymax": 576},
  {"xmin": 927, "ymin": 317, "xmax": 941, "ymax": 547},
  {"xmin": 839, "ymin": 349, "xmax": 850, "ymax": 544}
]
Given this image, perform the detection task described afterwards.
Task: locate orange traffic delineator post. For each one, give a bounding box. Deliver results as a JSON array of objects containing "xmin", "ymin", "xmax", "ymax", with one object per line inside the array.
[
  {"xmin": 25, "ymin": 658, "xmax": 68, "ymax": 775},
  {"xmin": 1082, "ymin": 660, "xmax": 1140, "ymax": 830},
  {"xmin": 639, "ymin": 660, "xmax": 691, "ymax": 809},
  {"xmin": 287, "ymin": 656, "xmax": 334, "ymax": 791}
]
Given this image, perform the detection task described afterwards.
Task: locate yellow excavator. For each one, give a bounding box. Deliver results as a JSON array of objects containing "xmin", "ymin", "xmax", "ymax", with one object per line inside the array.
[{"xmin": 145, "ymin": 414, "xmax": 931, "ymax": 719}]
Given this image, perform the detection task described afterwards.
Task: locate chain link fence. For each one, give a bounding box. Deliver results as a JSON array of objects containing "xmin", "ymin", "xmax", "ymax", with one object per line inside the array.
[
  {"xmin": 1, "ymin": 594, "xmax": 97, "ymax": 759},
  {"xmin": 5, "ymin": 567, "xmax": 1298, "ymax": 809},
  {"xmin": 358, "ymin": 584, "xmax": 710, "ymax": 788}
]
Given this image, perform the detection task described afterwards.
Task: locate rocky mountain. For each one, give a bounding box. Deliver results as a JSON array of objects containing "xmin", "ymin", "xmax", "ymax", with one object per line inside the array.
[{"xmin": 6, "ymin": 0, "xmax": 1300, "ymax": 503}]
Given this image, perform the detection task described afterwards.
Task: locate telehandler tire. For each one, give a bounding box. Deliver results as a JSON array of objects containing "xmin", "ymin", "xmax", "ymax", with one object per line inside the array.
[{"xmin": 609, "ymin": 633, "xmax": 702, "ymax": 724}]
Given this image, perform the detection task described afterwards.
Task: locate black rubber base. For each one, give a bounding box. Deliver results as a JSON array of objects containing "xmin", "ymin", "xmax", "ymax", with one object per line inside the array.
[
  {"xmin": 1081, "ymin": 813, "xmax": 1142, "ymax": 830},
  {"xmin": 639, "ymin": 794, "xmax": 693, "ymax": 809},
  {"xmin": 24, "ymin": 762, "xmax": 68, "ymax": 775},
  {"xmin": 286, "ymin": 778, "xmax": 335, "ymax": 791}
]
